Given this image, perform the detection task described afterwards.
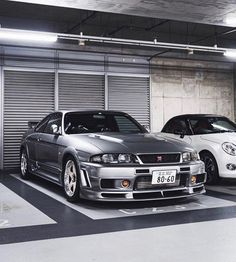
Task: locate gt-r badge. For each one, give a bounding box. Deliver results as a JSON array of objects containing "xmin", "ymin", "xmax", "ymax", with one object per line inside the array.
[{"xmin": 156, "ymin": 155, "xmax": 162, "ymax": 162}]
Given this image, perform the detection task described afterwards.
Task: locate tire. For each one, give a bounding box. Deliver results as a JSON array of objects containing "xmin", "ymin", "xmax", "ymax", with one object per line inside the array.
[
  {"xmin": 200, "ymin": 151, "xmax": 220, "ymax": 185},
  {"xmin": 20, "ymin": 148, "xmax": 31, "ymax": 180},
  {"xmin": 63, "ymin": 156, "xmax": 81, "ymax": 202}
]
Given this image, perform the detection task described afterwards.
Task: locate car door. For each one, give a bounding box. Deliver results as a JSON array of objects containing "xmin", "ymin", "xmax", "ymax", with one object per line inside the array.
[
  {"xmin": 26, "ymin": 116, "xmax": 50, "ymax": 168},
  {"xmin": 161, "ymin": 117, "xmax": 193, "ymax": 145},
  {"xmin": 35, "ymin": 112, "xmax": 62, "ymax": 181}
]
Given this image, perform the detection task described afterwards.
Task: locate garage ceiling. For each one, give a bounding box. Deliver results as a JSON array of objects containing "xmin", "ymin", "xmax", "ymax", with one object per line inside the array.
[
  {"xmin": 9, "ymin": 0, "xmax": 236, "ymax": 27},
  {"xmin": 0, "ymin": 0, "xmax": 236, "ymax": 57}
]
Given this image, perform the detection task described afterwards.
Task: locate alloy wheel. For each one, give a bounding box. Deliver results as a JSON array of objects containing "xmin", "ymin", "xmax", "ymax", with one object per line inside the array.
[
  {"xmin": 21, "ymin": 152, "xmax": 28, "ymax": 177},
  {"xmin": 64, "ymin": 160, "xmax": 77, "ymax": 197}
]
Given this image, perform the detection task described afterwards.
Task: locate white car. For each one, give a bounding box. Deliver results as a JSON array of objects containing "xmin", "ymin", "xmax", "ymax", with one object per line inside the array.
[{"xmin": 161, "ymin": 114, "xmax": 236, "ymax": 184}]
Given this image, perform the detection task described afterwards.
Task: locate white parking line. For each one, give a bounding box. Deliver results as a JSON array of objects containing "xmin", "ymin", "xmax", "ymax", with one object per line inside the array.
[
  {"xmin": 0, "ymin": 183, "xmax": 56, "ymax": 229},
  {"xmin": 11, "ymin": 174, "xmax": 236, "ymax": 220}
]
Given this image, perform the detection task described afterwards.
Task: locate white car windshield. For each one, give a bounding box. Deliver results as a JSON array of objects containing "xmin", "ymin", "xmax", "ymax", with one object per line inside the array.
[{"xmin": 189, "ymin": 117, "xmax": 236, "ymax": 135}]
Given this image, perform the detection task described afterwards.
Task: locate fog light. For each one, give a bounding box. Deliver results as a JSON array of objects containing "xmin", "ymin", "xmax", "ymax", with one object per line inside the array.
[
  {"xmin": 226, "ymin": 163, "xmax": 236, "ymax": 171},
  {"xmin": 191, "ymin": 175, "xmax": 197, "ymax": 185},
  {"xmin": 121, "ymin": 180, "xmax": 130, "ymax": 188}
]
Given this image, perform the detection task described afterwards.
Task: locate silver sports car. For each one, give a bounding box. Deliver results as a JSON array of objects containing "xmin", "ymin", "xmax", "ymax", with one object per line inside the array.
[{"xmin": 20, "ymin": 110, "xmax": 206, "ymax": 202}]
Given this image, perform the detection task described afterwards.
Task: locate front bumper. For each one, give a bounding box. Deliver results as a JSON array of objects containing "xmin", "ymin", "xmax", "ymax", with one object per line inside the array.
[
  {"xmin": 216, "ymin": 152, "xmax": 236, "ymax": 178},
  {"xmin": 79, "ymin": 161, "xmax": 206, "ymax": 201}
]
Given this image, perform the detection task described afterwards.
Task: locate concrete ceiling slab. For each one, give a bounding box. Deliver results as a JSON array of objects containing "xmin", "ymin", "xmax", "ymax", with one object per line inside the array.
[{"xmin": 8, "ymin": 0, "xmax": 236, "ymax": 26}]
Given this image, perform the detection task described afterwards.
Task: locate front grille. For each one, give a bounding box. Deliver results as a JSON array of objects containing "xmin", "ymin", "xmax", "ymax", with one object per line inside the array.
[
  {"xmin": 101, "ymin": 179, "xmax": 115, "ymax": 189},
  {"xmin": 133, "ymin": 192, "xmax": 163, "ymax": 199},
  {"xmin": 136, "ymin": 169, "xmax": 150, "ymax": 174},
  {"xmin": 133, "ymin": 189, "xmax": 189, "ymax": 199},
  {"xmin": 138, "ymin": 153, "xmax": 181, "ymax": 164},
  {"xmin": 134, "ymin": 173, "xmax": 187, "ymax": 191},
  {"xmin": 196, "ymin": 173, "xmax": 206, "ymax": 183},
  {"xmin": 101, "ymin": 193, "xmax": 126, "ymax": 198}
]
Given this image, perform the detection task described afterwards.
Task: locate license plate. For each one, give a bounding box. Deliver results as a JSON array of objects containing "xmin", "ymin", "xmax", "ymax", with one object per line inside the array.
[{"xmin": 152, "ymin": 170, "xmax": 177, "ymax": 185}]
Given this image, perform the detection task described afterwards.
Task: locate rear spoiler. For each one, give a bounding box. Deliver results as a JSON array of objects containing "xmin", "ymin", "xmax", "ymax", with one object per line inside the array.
[{"xmin": 28, "ymin": 121, "xmax": 38, "ymax": 129}]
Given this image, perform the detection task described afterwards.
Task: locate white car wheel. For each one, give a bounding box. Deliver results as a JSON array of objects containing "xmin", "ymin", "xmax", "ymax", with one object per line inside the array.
[{"xmin": 201, "ymin": 152, "xmax": 219, "ymax": 184}]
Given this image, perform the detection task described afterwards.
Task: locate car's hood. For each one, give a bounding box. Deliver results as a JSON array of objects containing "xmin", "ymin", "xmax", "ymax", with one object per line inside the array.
[
  {"xmin": 71, "ymin": 133, "xmax": 194, "ymax": 153},
  {"xmin": 200, "ymin": 132, "xmax": 236, "ymax": 144}
]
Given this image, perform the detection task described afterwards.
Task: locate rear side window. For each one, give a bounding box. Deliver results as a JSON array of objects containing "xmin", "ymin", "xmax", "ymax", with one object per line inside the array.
[{"xmin": 35, "ymin": 116, "xmax": 50, "ymax": 133}]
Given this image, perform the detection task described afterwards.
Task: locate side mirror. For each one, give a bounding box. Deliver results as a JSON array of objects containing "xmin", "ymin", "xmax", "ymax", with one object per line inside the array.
[
  {"xmin": 51, "ymin": 124, "xmax": 61, "ymax": 135},
  {"xmin": 143, "ymin": 125, "xmax": 150, "ymax": 132},
  {"xmin": 174, "ymin": 129, "xmax": 185, "ymax": 138}
]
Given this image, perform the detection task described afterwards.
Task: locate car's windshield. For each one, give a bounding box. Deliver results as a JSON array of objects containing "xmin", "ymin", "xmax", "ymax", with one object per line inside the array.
[
  {"xmin": 64, "ymin": 112, "xmax": 146, "ymax": 134},
  {"xmin": 189, "ymin": 117, "xmax": 236, "ymax": 135}
]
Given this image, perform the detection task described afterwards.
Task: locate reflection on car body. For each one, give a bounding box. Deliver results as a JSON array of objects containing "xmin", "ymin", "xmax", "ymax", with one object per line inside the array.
[{"xmin": 20, "ymin": 110, "xmax": 206, "ymax": 202}]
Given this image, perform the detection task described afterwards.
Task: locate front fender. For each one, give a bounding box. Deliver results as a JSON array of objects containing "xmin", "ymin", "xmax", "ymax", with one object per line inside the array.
[{"xmin": 197, "ymin": 142, "xmax": 221, "ymax": 168}]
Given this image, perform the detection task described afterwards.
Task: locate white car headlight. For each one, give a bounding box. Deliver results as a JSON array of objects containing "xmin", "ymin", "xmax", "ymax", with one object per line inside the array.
[{"xmin": 222, "ymin": 142, "xmax": 236, "ymax": 156}]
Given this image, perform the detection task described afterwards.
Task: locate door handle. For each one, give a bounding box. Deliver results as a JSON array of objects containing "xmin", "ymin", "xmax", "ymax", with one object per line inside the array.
[{"xmin": 37, "ymin": 137, "xmax": 41, "ymax": 142}]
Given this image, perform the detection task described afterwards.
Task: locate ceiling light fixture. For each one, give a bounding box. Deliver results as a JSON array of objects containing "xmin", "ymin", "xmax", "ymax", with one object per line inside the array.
[
  {"xmin": 0, "ymin": 28, "xmax": 57, "ymax": 43},
  {"xmin": 224, "ymin": 50, "xmax": 236, "ymax": 58},
  {"xmin": 225, "ymin": 17, "xmax": 236, "ymax": 27}
]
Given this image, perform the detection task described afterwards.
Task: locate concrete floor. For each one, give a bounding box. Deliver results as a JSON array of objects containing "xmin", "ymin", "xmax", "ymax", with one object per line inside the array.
[{"xmin": 1, "ymin": 171, "xmax": 236, "ymax": 261}]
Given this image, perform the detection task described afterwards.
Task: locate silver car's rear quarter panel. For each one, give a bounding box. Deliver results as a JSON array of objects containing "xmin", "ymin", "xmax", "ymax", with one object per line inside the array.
[{"xmin": 79, "ymin": 161, "xmax": 206, "ymax": 201}]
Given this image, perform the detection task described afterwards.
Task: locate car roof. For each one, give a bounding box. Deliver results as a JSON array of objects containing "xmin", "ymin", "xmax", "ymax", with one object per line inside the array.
[
  {"xmin": 56, "ymin": 110, "xmax": 129, "ymax": 115},
  {"xmin": 172, "ymin": 114, "xmax": 225, "ymax": 119}
]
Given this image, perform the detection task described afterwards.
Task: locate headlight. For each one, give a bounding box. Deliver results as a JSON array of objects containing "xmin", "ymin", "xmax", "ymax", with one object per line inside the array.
[
  {"xmin": 222, "ymin": 142, "xmax": 236, "ymax": 156},
  {"xmin": 191, "ymin": 151, "xmax": 200, "ymax": 161},
  {"xmin": 90, "ymin": 153, "xmax": 136, "ymax": 164},
  {"xmin": 182, "ymin": 151, "xmax": 200, "ymax": 162},
  {"xmin": 102, "ymin": 154, "xmax": 115, "ymax": 163},
  {"xmin": 118, "ymin": 154, "xmax": 131, "ymax": 163}
]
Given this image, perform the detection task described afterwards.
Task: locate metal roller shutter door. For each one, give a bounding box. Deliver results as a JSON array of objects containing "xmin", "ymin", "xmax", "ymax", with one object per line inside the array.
[
  {"xmin": 58, "ymin": 73, "xmax": 105, "ymax": 110},
  {"xmin": 108, "ymin": 76, "xmax": 150, "ymax": 125},
  {"xmin": 4, "ymin": 70, "xmax": 54, "ymax": 168}
]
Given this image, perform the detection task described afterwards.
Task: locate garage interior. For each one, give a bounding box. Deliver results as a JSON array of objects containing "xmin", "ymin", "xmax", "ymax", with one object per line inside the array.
[{"xmin": 0, "ymin": 0, "xmax": 236, "ymax": 261}]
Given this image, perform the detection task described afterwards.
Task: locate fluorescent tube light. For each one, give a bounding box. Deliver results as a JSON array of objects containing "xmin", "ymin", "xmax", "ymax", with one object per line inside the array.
[
  {"xmin": 0, "ymin": 28, "xmax": 57, "ymax": 43},
  {"xmin": 224, "ymin": 50, "xmax": 236, "ymax": 58},
  {"xmin": 225, "ymin": 17, "xmax": 236, "ymax": 27}
]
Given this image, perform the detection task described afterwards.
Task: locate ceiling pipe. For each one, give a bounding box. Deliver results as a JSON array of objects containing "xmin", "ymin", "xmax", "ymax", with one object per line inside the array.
[
  {"xmin": 0, "ymin": 28, "xmax": 232, "ymax": 56},
  {"xmin": 57, "ymin": 32, "xmax": 227, "ymax": 54}
]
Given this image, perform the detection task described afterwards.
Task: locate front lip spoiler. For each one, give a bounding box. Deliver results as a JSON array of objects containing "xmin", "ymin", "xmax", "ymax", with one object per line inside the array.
[{"xmin": 80, "ymin": 185, "xmax": 206, "ymax": 202}]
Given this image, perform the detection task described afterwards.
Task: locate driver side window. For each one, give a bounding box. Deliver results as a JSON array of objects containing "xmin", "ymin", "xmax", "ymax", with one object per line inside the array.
[{"xmin": 163, "ymin": 119, "xmax": 189, "ymax": 134}]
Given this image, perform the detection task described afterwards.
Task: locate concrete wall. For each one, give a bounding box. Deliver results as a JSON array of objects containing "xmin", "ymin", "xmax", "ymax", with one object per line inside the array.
[{"xmin": 150, "ymin": 58, "xmax": 234, "ymax": 132}]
